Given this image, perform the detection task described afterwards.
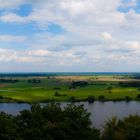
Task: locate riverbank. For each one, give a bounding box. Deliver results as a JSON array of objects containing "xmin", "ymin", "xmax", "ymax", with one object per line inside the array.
[{"xmin": 0, "ymin": 97, "xmax": 140, "ymax": 104}]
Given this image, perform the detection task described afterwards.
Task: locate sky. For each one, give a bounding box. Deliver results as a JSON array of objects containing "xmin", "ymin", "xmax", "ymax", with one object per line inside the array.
[{"xmin": 0, "ymin": 0, "xmax": 140, "ymax": 72}]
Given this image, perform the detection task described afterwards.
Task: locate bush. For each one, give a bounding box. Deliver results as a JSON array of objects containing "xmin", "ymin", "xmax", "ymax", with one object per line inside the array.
[
  {"xmin": 53, "ymin": 87, "xmax": 61, "ymax": 90},
  {"xmin": 69, "ymin": 85, "xmax": 76, "ymax": 89},
  {"xmin": 98, "ymin": 95, "xmax": 106, "ymax": 102},
  {"xmin": 125, "ymin": 96, "xmax": 132, "ymax": 102},
  {"xmin": 69, "ymin": 96, "xmax": 76, "ymax": 102},
  {"xmin": 71, "ymin": 81, "xmax": 89, "ymax": 87},
  {"xmin": 106, "ymin": 86, "xmax": 113, "ymax": 90},
  {"xmin": 137, "ymin": 94, "xmax": 140, "ymax": 99},
  {"xmin": 88, "ymin": 96, "xmax": 95, "ymax": 103},
  {"xmin": 54, "ymin": 92, "xmax": 67, "ymax": 97},
  {"xmin": 113, "ymin": 98, "xmax": 124, "ymax": 102},
  {"xmin": 28, "ymin": 79, "xmax": 41, "ymax": 84},
  {"xmin": 54, "ymin": 92, "xmax": 60, "ymax": 96},
  {"xmin": 137, "ymin": 88, "xmax": 140, "ymax": 91},
  {"xmin": 0, "ymin": 95, "xmax": 3, "ymax": 99}
]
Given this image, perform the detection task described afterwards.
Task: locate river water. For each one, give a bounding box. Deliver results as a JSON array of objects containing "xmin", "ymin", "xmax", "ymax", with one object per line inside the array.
[{"xmin": 0, "ymin": 101, "xmax": 140, "ymax": 129}]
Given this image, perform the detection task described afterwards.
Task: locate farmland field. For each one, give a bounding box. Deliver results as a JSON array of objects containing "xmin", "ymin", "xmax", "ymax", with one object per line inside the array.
[{"xmin": 0, "ymin": 74, "xmax": 140, "ymax": 103}]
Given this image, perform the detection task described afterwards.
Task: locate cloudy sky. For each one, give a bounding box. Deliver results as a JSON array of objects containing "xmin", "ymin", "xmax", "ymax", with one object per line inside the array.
[{"xmin": 0, "ymin": 0, "xmax": 140, "ymax": 72}]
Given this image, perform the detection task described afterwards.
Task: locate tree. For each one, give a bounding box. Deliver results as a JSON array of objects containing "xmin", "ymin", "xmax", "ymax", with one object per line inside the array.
[
  {"xmin": 98, "ymin": 95, "xmax": 106, "ymax": 102},
  {"xmin": 0, "ymin": 112, "xmax": 20, "ymax": 140},
  {"xmin": 102, "ymin": 117, "xmax": 125, "ymax": 140},
  {"xmin": 88, "ymin": 96, "xmax": 95, "ymax": 103},
  {"xmin": 106, "ymin": 86, "xmax": 113, "ymax": 90},
  {"xmin": 54, "ymin": 92, "xmax": 60, "ymax": 96},
  {"xmin": 15, "ymin": 103, "xmax": 100, "ymax": 140},
  {"xmin": 102, "ymin": 115, "xmax": 140, "ymax": 140},
  {"xmin": 69, "ymin": 96, "xmax": 76, "ymax": 102},
  {"xmin": 106, "ymin": 86, "xmax": 113, "ymax": 93},
  {"xmin": 125, "ymin": 96, "xmax": 132, "ymax": 102},
  {"xmin": 136, "ymin": 94, "xmax": 140, "ymax": 99}
]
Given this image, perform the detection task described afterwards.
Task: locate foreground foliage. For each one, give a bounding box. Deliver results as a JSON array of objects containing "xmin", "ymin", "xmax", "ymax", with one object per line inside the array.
[
  {"xmin": 0, "ymin": 103, "xmax": 140, "ymax": 140},
  {"xmin": 0, "ymin": 103, "xmax": 100, "ymax": 140},
  {"xmin": 102, "ymin": 115, "xmax": 140, "ymax": 140}
]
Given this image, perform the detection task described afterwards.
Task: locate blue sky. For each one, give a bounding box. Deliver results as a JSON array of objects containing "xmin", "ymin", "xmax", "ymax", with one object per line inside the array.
[{"xmin": 0, "ymin": 0, "xmax": 140, "ymax": 72}]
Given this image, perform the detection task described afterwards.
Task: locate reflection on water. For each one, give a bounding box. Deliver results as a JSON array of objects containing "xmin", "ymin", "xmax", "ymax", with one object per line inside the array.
[{"xmin": 0, "ymin": 101, "xmax": 140, "ymax": 129}]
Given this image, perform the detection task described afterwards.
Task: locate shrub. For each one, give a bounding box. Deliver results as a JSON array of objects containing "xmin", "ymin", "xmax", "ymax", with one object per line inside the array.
[
  {"xmin": 0, "ymin": 95, "xmax": 3, "ymax": 99},
  {"xmin": 98, "ymin": 95, "xmax": 106, "ymax": 102},
  {"xmin": 106, "ymin": 86, "xmax": 113, "ymax": 90},
  {"xmin": 28, "ymin": 79, "xmax": 41, "ymax": 84},
  {"xmin": 69, "ymin": 96, "xmax": 76, "ymax": 102},
  {"xmin": 71, "ymin": 81, "xmax": 89, "ymax": 87},
  {"xmin": 88, "ymin": 96, "xmax": 95, "ymax": 103},
  {"xmin": 54, "ymin": 92, "xmax": 60, "ymax": 96},
  {"xmin": 137, "ymin": 88, "xmax": 140, "ymax": 91},
  {"xmin": 53, "ymin": 87, "xmax": 61, "ymax": 90},
  {"xmin": 125, "ymin": 96, "xmax": 132, "ymax": 102},
  {"xmin": 137, "ymin": 94, "xmax": 140, "ymax": 99},
  {"xmin": 69, "ymin": 85, "xmax": 76, "ymax": 89}
]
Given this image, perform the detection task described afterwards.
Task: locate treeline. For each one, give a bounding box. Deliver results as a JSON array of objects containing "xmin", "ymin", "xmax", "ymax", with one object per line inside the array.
[
  {"xmin": 133, "ymin": 75, "xmax": 140, "ymax": 79},
  {"xmin": 0, "ymin": 78, "xmax": 42, "ymax": 84},
  {"xmin": 69, "ymin": 81, "xmax": 89, "ymax": 89},
  {"xmin": 119, "ymin": 81, "xmax": 140, "ymax": 87},
  {"xmin": 28, "ymin": 79, "xmax": 41, "ymax": 84},
  {"xmin": 0, "ymin": 103, "xmax": 140, "ymax": 140},
  {"xmin": 0, "ymin": 79, "xmax": 18, "ymax": 83}
]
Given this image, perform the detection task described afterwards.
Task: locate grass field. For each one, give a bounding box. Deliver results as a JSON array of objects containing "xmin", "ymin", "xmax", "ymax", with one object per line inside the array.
[{"xmin": 0, "ymin": 75, "xmax": 140, "ymax": 103}]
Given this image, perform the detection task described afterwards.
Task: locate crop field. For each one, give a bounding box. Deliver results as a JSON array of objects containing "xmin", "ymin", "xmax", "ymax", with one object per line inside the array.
[{"xmin": 0, "ymin": 74, "xmax": 140, "ymax": 103}]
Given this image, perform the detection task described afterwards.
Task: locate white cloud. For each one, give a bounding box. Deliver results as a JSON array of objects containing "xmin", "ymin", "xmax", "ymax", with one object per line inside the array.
[
  {"xmin": 0, "ymin": 0, "xmax": 25, "ymax": 9},
  {"xmin": 28, "ymin": 50, "xmax": 52, "ymax": 56},
  {"xmin": 0, "ymin": 13, "xmax": 29, "ymax": 23},
  {"xmin": 0, "ymin": 0, "xmax": 124, "ymax": 26},
  {"xmin": 17, "ymin": 56, "xmax": 45, "ymax": 63},
  {"xmin": 101, "ymin": 32, "xmax": 113, "ymax": 41},
  {"xmin": 0, "ymin": 49, "xmax": 17, "ymax": 62},
  {"xmin": 0, "ymin": 35, "xmax": 26, "ymax": 42},
  {"xmin": 1, "ymin": 0, "xmax": 140, "ymax": 71}
]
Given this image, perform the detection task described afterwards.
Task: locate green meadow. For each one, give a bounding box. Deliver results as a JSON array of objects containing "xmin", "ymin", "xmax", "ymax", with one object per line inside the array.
[{"xmin": 0, "ymin": 75, "xmax": 140, "ymax": 103}]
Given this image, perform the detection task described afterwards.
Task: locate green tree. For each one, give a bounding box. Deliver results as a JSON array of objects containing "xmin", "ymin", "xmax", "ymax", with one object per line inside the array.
[
  {"xmin": 16, "ymin": 103, "xmax": 100, "ymax": 140},
  {"xmin": 102, "ymin": 115, "xmax": 140, "ymax": 140},
  {"xmin": 98, "ymin": 95, "xmax": 106, "ymax": 102},
  {"xmin": 0, "ymin": 112, "xmax": 20, "ymax": 140}
]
